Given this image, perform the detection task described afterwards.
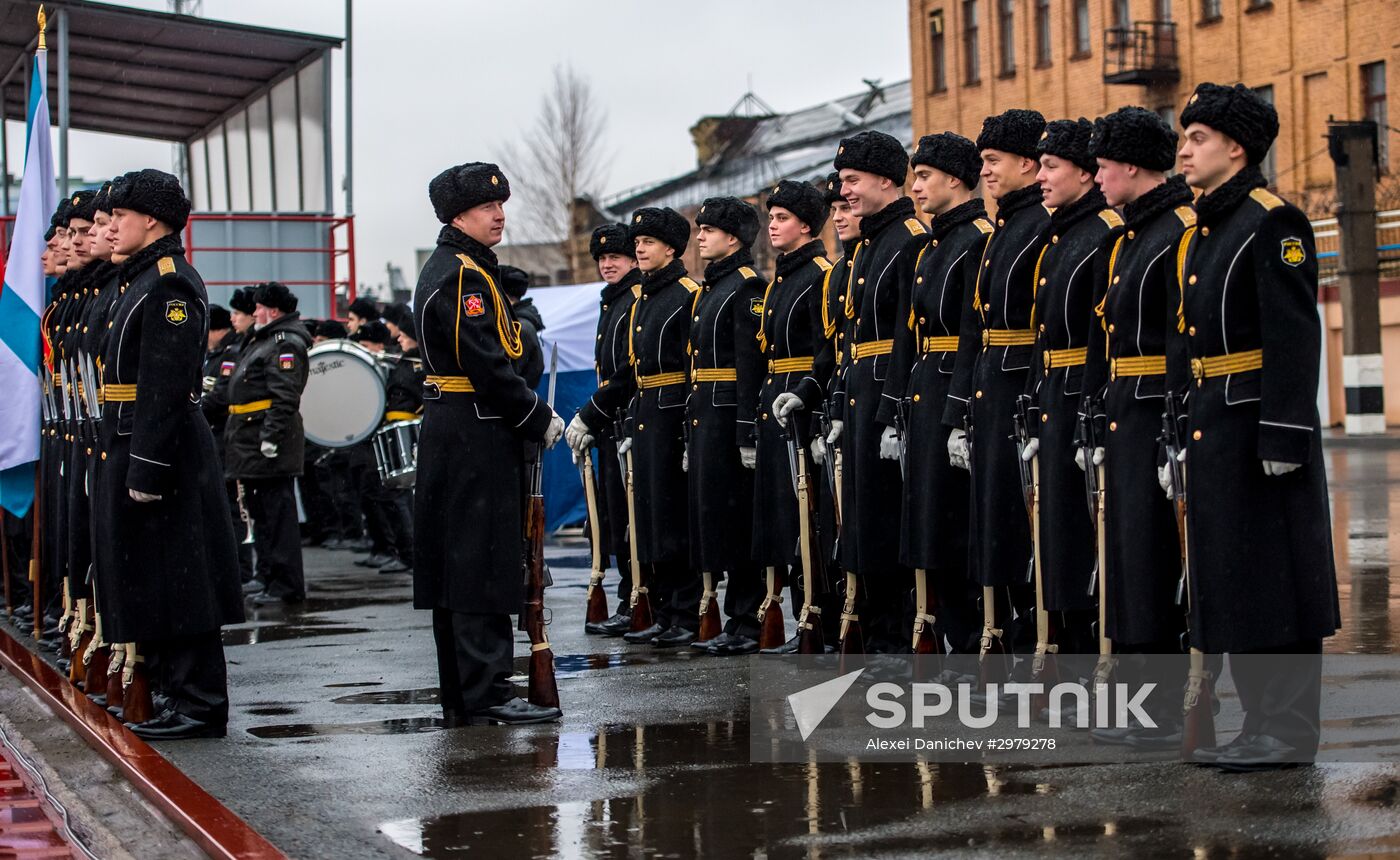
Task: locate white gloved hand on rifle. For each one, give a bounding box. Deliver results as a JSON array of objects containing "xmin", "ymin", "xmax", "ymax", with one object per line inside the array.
[
  {"xmin": 879, "ymin": 426, "xmax": 900, "ymax": 461},
  {"xmin": 772, "ymin": 392, "xmax": 803, "ymax": 428},
  {"xmin": 947, "ymin": 428, "xmax": 969, "ymax": 470}
]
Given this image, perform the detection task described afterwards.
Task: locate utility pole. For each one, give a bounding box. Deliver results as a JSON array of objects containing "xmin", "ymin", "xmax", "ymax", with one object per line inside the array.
[{"xmin": 1328, "ymin": 119, "xmax": 1385, "ymax": 435}]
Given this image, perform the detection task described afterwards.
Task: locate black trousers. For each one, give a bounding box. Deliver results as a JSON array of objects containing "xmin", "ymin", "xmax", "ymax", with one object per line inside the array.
[
  {"xmin": 715, "ymin": 563, "xmax": 764, "ymax": 638},
  {"xmin": 432, "ymin": 609, "xmax": 514, "ymax": 715},
  {"xmin": 316, "ymin": 449, "xmax": 363, "ymax": 540},
  {"xmin": 1231, "ymin": 639, "xmax": 1323, "ymax": 754},
  {"xmin": 932, "ymin": 572, "xmax": 983, "ymax": 655},
  {"xmin": 350, "ymin": 444, "xmax": 414, "ymax": 562},
  {"xmin": 225, "ymin": 481, "xmax": 255, "ymax": 583},
  {"xmin": 1115, "ymin": 637, "xmax": 1188, "ymax": 727},
  {"xmin": 143, "ymin": 630, "xmax": 229, "ymax": 725},
  {"xmin": 243, "ymin": 476, "xmax": 305, "ymax": 599},
  {"xmin": 647, "ymin": 562, "xmax": 701, "ymax": 632},
  {"xmin": 1, "ymin": 511, "xmax": 33, "ymax": 610},
  {"xmin": 856, "ymin": 567, "xmax": 913, "ymax": 653}
]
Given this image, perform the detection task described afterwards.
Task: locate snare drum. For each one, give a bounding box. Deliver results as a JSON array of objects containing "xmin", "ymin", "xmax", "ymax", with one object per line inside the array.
[
  {"xmin": 373, "ymin": 419, "xmax": 421, "ymax": 488},
  {"xmin": 302, "ymin": 339, "xmax": 387, "ymax": 447}
]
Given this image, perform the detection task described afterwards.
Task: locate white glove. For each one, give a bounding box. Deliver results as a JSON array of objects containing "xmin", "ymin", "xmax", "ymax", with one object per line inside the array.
[
  {"xmin": 947, "ymin": 428, "xmax": 969, "ymax": 470},
  {"xmin": 1021, "ymin": 437, "xmax": 1040, "ymax": 463},
  {"xmin": 1158, "ymin": 464, "xmax": 1174, "ymax": 499},
  {"xmin": 879, "ymin": 426, "xmax": 900, "ymax": 461},
  {"xmin": 617, "ymin": 436, "xmax": 633, "ymax": 456},
  {"xmin": 772, "ymin": 392, "xmax": 803, "ymax": 428},
  {"xmin": 826, "ymin": 419, "xmax": 844, "ymax": 446},
  {"xmin": 811, "ymin": 436, "xmax": 827, "ymax": 466},
  {"xmin": 543, "ymin": 412, "xmax": 565, "ymax": 449},
  {"xmin": 682, "ymin": 449, "xmax": 689, "ymax": 472},
  {"xmin": 260, "ymin": 440, "xmax": 279, "ymax": 459},
  {"xmin": 565, "ymin": 415, "xmax": 593, "ymax": 453},
  {"xmin": 740, "ymin": 446, "xmax": 757, "ymax": 469},
  {"xmin": 1263, "ymin": 460, "xmax": 1301, "ymax": 477},
  {"xmin": 128, "ymin": 488, "xmax": 162, "ymax": 503}
]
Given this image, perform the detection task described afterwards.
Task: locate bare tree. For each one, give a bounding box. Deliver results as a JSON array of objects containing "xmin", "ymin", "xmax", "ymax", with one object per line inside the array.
[{"xmin": 497, "ymin": 65, "xmax": 610, "ymax": 281}]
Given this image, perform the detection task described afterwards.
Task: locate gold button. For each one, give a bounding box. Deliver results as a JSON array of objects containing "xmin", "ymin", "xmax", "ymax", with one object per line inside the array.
[
  {"xmin": 863, "ymin": 239, "xmax": 870, "ymax": 246},
  {"xmin": 100, "ymin": 451, "xmax": 107, "ymax": 460},
  {"xmin": 998, "ymin": 219, "xmax": 1005, "ymax": 227},
  {"xmin": 692, "ymin": 419, "xmax": 699, "ymax": 426},
  {"xmin": 768, "ymin": 310, "xmax": 774, "ymax": 315},
  {"xmin": 1109, "ymin": 421, "xmax": 1118, "ymax": 431},
  {"xmin": 913, "ymin": 394, "xmax": 921, "ymax": 402},
  {"xmin": 1201, "ymin": 227, "xmax": 1210, "ymax": 237},
  {"xmin": 857, "ymin": 278, "xmax": 865, "ymax": 285},
  {"xmin": 1108, "ymin": 324, "xmax": 1115, "ymax": 333},
  {"xmin": 777, "ymin": 277, "xmax": 783, "ymax": 283},
  {"xmin": 932, "ymin": 240, "xmax": 939, "ymax": 247},
  {"xmin": 761, "ymin": 413, "xmax": 768, "ymax": 420},
  {"xmin": 1041, "ymin": 413, "xmax": 1048, "ymax": 423},
  {"xmin": 597, "ymin": 334, "xmax": 603, "ymax": 340},
  {"xmin": 1127, "ymin": 231, "xmax": 1135, "ymax": 240},
  {"xmin": 693, "ymin": 384, "xmax": 699, "ymax": 391},
  {"xmin": 1052, "ymin": 235, "xmax": 1059, "ymax": 244},
  {"xmin": 975, "ymin": 390, "xmax": 983, "ymax": 399},
  {"xmin": 1039, "ymin": 324, "xmax": 1046, "ymax": 332},
  {"xmin": 694, "ymin": 316, "xmax": 699, "ymax": 321},
  {"xmin": 638, "ymin": 423, "xmax": 645, "ymax": 430},
  {"xmin": 919, "ymin": 317, "xmax": 927, "ymax": 325},
  {"xmin": 985, "ymin": 260, "xmax": 991, "ymax": 268},
  {"xmin": 1193, "ymin": 430, "xmax": 1202, "ymax": 441},
  {"xmin": 916, "ymin": 277, "xmax": 924, "ymax": 284},
  {"xmin": 1188, "ymin": 275, "xmax": 1198, "ymax": 285},
  {"xmin": 602, "ymin": 304, "xmax": 608, "ymax": 311},
  {"xmin": 1189, "ymin": 326, "xmax": 1197, "ymax": 336},
  {"xmin": 849, "ymin": 398, "xmax": 856, "ymax": 406},
  {"xmin": 636, "ymin": 326, "xmax": 642, "ymax": 332},
  {"xmin": 767, "ymin": 377, "xmax": 773, "ymax": 384},
  {"xmin": 1039, "ymin": 278, "xmax": 1047, "ymax": 286},
  {"xmin": 983, "ymin": 303, "xmax": 991, "ymax": 312},
  {"xmin": 1112, "ymin": 276, "xmax": 1120, "ymax": 284}
]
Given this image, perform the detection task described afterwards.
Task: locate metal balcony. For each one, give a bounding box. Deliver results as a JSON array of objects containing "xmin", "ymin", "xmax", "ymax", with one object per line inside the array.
[{"xmin": 1103, "ymin": 21, "xmax": 1180, "ymax": 86}]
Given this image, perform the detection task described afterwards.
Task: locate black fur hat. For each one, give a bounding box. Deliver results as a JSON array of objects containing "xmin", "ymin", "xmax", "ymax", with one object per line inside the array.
[
  {"xmin": 500, "ymin": 265, "xmax": 531, "ymax": 300},
  {"xmin": 317, "ymin": 319, "xmax": 348, "ymax": 340},
  {"xmin": 1179, "ymin": 82, "xmax": 1279, "ymax": 166},
  {"xmin": 629, "ymin": 207, "xmax": 690, "ymax": 254},
  {"xmin": 833, "ymin": 130, "xmax": 909, "ymax": 184},
  {"xmin": 253, "ymin": 281, "xmax": 298, "ymax": 314},
  {"xmin": 107, "ymin": 168, "xmax": 191, "ymax": 230},
  {"xmin": 381, "ymin": 302, "xmax": 411, "ymax": 328},
  {"xmin": 1037, "ymin": 118, "xmax": 1097, "ymax": 174},
  {"xmin": 590, "ymin": 223, "xmax": 635, "ymax": 260},
  {"xmin": 228, "ymin": 286, "xmax": 256, "ymax": 314},
  {"xmin": 397, "ymin": 314, "xmax": 417, "ymax": 343},
  {"xmin": 911, "ymin": 132, "xmax": 981, "ymax": 188},
  {"xmin": 766, "ymin": 179, "xmax": 828, "ymax": 234},
  {"xmin": 976, "ymin": 109, "xmax": 1047, "ymax": 159},
  {"xmin": 1089, "ymin": 106, "xmax": 1178, "ymax": 172},
  {"xmin": 696, "ymin": 196, "xmax": 760, "ymax": 248},
  {"xmin": 356, "ymin": 320, "xmax": 392, "ymax": 346},
  {"xmin": 50, "ymin": 198, "xmax": 72, "ymax": 233},
  {"xmin": 208, "ymin": 304, "xmax": 232, "ymax": 331},
  {"xmin": 428, "ymin": 162, "xmax": 510, "ymax": 224},
  {"xmin": 67, "ymin": 189, "xmax": 99, "ymax": 223},
  {"xmin": 822, "ymin": 171, "xmax": 844, "ymax": 206},
  {"xmin": 347, "ymin": 298, "xmax": 378, "ymax": 321},
  {"xmin": 92, "ymin": 181, "xmax": 114, "ymax": 216}
]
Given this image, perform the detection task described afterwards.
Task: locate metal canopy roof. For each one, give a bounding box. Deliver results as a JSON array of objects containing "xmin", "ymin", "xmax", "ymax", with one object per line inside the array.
[{"xmin": 0, "ymin": 0, "xmax": 341, "ymax": 142}]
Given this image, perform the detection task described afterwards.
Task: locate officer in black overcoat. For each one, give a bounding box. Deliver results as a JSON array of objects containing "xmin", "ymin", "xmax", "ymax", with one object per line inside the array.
[
  {"xmin": 617, "ymin": 207, "xmax": 700, "ymax": 646},
  {"xmin": 413, "ymin": 162, "xmax": 564, "ymax": 726},
  {"xmin": 757, "ymin": 180, "xmax": 836, "ymax": 652},
  {"xmin": 1082, "ymin": 106, "xmax": 1195, "ymax": 746},
  {"xmin": 94, "ymin": 169, "xmax": 243, "ymax": 739},
  {"xmin": 1172, "ymin": 84, "xmax": 1340, "ymax": 770},
  {"xmin": 567, "ymin": 225, "xmax": 642, "ymax": 635},
  {"xmin": 830, "ymin": 130, "xmax": 927, "ymax": 653},
  {"xmin": 884, "ymin": 133, "xmax": 990, "ymax": 655},
  {"xmin": 224, "ymin": 282, "xmax": 311, "ymax": 605},
  {"xmin": 1022, "ymin": 119, "xmax": 1123, "ymax": 658},
  {"xmin": 947, "ymin": 109, "xmax": 1049, "ymax": 660},
  {"xmin": 684, "ymin": 197, "xmax": 767, "ymax": 654}
]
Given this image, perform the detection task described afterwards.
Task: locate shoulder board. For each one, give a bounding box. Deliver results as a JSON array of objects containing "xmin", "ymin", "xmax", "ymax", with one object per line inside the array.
[
  {"xmin": 274, "ymin": 331, "xmax": 285, "ymax": 342},
  {"xmin": 630, "ymin": 284, "xmax": 642, "ymax": 299},
  {"xmin": 1174, "ymin": 205, "xmax": 1197, "ymax": 227},
  {"xmin": 974, "ymin": 218, "xmax": 994, "ymax": 235},
  {"xmin": 739, "ymin": 266, "xmax": 758, "ymax": 280},
  {"xmin": 904, "ymin": 218, "xmax": 927, "ymax": 236},
  {"xmin": 1098, "ymin": 210, "xmax": 1124, "ymax": 229},
  {"xmin": 814, "ymin": 256, "xmax": 832, "ymax": 272},
  {"xmin": 157, "ymin": 257, "xmax": 176, "ymax": 276},
  {"xmin": 680, "ymin": 277, "xmax": 701, "ymax": 293},
  {"xmin": 1249, "ymin": 187, "xmax": 1284, "ymax": 211}
]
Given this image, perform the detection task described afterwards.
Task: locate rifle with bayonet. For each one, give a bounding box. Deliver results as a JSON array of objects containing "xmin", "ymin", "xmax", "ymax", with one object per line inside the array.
[
  {"xmin": 1014, "ymin": 394, "xmax": 1058, "ymax": 708},
  {"xmin": 1078, "ymin": 396, "xmax": 1115, "ymax": 695},
  {"xmin": 1162, "ymin": 391, "xmax": 1215, "ymax": 754},
  {"xmin": 616, "ymin": 412, "xmax": 653, "ymax": 632},
  {"xmin": 971, "ymin": 402, "xmax": 1008, "ymax": 689},
  {"xmin": 788, "ymin": 418, "xmax": 827, "ymax": 655},
  {"xmin": 520, "ymin": 346, "xmax": 560, "ymax": 711},
  {"xmin": 580, "ymin": 448, "xmax": 610, "ymax": 627}
]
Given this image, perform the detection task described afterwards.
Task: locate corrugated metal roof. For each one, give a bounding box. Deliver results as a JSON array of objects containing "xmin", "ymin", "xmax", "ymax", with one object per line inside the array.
[{"xmin": 606, "ymin": 79, "xmax": 912, "ymax": 214}]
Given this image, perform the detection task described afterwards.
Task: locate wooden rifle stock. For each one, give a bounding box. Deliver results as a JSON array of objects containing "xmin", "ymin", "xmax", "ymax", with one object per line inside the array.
[
  {"xmin": 978, "ymin": 586, "xmax": 1009, "ymax": 689},
  {"xmin": 1028, "ymin": 458, "xmax": 1059, "ymax": 713},
  {"xmin": 68, "ymin": 599, "xmax": 93, "ymax": 686},
  {"xmin": 911, "ymin": 569, "xmax": 942, "ymax": 656},
  {"xmin": 122, "ymin": 644, "xmax": 154, "ymax": 725},
  {"xmin": 522, "ymin": 445, "xmax": 559, "ymax": 710},
  {"xmin": 623, "ymin": 449, "xmax": 653, "ymax": 631},
  {"xmin": 580, "ymin": 450, "xmax": 610, "ymax": 625},
  {"xmin": 792, "ymin": 425, "xmax": 826, "ymax": 656},
  {"xmin": 698, "ymin": 572, "xmax": 722, "ymax": 642},
  {"xmin": 757, "ymin": 567, "xmax": 787, "ymax": 650}
]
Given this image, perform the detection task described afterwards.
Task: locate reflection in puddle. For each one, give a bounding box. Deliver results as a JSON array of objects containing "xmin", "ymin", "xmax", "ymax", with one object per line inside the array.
[
  {"xmin": 222, "ymin": 625, "xmax": 372, "ymax": 646},
  {"xmin": 249, "ymin": 717, "xmax": 445, "ymax": 739},
  {"xmin": 246, "ymin": 706, "xmax": 297, "ymax": 717},
  {"xmin": 334, "ymin": 688, "xmax": 441, "ymax": 706},
  {"xmin": 323, "ymin": 681, "xmax": 385, "ymax": 689}
]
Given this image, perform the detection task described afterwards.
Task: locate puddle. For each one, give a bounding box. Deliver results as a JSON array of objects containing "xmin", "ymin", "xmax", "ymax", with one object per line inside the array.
[
  {"xmin": 324, "ymin": 681, "xmax": 385, "ymax": 689},
  {"xmin": 246, "ymin": 706, "xmax": 297, "ymax": 716},
  {"xmin": 334, "ymin": 688, "xmax": 441, "ymax": 706},
  {"xmin": 248, "ymin": 717, "xmax": 446, "ymax": 739},
  {"xmin": 222, "ymin": 626, "xmax": 372, "ymax": 646}
]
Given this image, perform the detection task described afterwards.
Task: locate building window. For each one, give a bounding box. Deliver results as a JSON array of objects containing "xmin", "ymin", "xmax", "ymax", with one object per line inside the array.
[
  {"xmin": 1200, "ymin": 0, "xmax": 1221, "ymax": 20},
  {"xmin": 963, "ymin": 0, "xmax": 981, "ymax": 83},
  {"xmin": 998, "ymin": 0, "xmax": 1016, "ymax": 75},
  {"xmin": 1035, "ymin": 0, "xmax": 1052, "ymax": 66},
  {"xmin": 1254, "ymin": 84, "xmax": 1278, "ymax": 185},
  {"xmin": 1073, "ymin": 0, "xmax": 1091, "ymax": 56},
  {"xmin": 929, "ymin": 10, "xmax": 948, "ymax": 92},
  {"xmin": 1113, "ymin": 0, "xmax": 1130, "ymax": 26},
  {"xmin": 1363, "ymin": 61, "xmax": 1389, "ymax": 172}
]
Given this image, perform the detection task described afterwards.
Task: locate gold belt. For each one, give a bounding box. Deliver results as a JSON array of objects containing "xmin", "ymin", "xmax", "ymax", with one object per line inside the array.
[
  {"xmin": 920, "ymin": 335, "xmax": 960, "ymax": 353},
  {"xmin": 384, "ymin": 411, "xmax": 420, "ymax": 423},
  {"xmin": 104, "ymin": 383, "xmax": 137, "ymax": 402},
  {"xmin": 982, "ymin": 328, "xmax": 1036, "ymax": 347},
  {"xmin": 692, "ymin": 368, "xmax": 737, "ymax": 383},
  {"xmin": 1191, "ymin": 348, "xmax": 1262, "ymax": 384},
  {"xmin": 425, "ymin": 374, "xmax": 475, "ymax": 393},
  {"xmin": 851, "ymin": 340, "xmax": 893, "ymax": 360},
  {"xmin": 768, "ymin": 357, "xmax": 814, "ymax": 373},
  {"xmin": 229, "ymin": 399, "xmax": 272, "ymax": 415},
  {"xmin": 1110, "ymin": 355, "xmax": 1167, "ymax": 380},
  {"xmin": 1044, "ymin": 347, "xmax": 1087, "ymax": 369},
  {"xmin": 638, "ymin": 372, "xmax": 686, "ymax": 389}
]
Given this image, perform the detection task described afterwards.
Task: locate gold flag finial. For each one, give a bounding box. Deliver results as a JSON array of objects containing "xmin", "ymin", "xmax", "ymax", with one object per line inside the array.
[{"xmin": 37, "ymin": 5, "xmax": 47, "ymax": 51}]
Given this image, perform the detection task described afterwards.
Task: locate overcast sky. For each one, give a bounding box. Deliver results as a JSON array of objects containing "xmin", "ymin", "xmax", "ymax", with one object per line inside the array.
[{"xmin": 4, "ymin": 0, "xmax": 911, "ymax": 289}]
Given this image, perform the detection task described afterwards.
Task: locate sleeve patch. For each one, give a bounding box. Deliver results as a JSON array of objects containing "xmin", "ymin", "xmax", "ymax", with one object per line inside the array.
[
  {"xmin": 1098, "ymin": 209, "xmax": 1125, "ymax": 229},
  {"xmin": 220, "ymin": 360, "xmax": 236, "ymax": 376},
  {"xmin": 1280, "ymin": 237, "xmax": 1306, "ymax": 267},
  {"xmin": 164, "ymin": 300, "xmax": 188, "ymax": 325},
  {"xmin": 157, "ymin": 257, "xmax": 176, "ymax": 276},
  {"xmin": 279, "ymin": 353, "xmax": 297, "ymax": 370},
  {"xmin": 904, "ymin": 218, "xmax": 927, "ymax": 236},
  {"xmin": 463, "ymin": 293, "xmax": 485, "ymax": 317},
  {"xmin": 749, "ymin": 297, "xmax": 765, "ymax": 317}
]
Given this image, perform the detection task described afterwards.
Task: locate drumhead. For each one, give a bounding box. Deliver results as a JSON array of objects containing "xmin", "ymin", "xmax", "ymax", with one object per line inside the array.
[{"xmin": 302, "ymin": 339, "xmax": 386, "ymax": 447}]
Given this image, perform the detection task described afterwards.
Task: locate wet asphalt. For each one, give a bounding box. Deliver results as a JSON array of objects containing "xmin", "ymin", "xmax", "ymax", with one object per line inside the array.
[{"xmin": 142, "ymin": 438, "xmax": 1400, "ymax": 859}]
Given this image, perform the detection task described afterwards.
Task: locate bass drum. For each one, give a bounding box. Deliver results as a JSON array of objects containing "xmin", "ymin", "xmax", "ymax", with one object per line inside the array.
[{"xmin": 302, "ymin": 339, "xmax": 386, "ymax": 447}]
